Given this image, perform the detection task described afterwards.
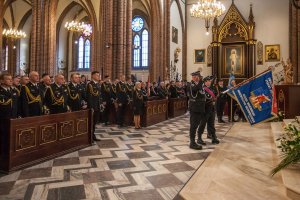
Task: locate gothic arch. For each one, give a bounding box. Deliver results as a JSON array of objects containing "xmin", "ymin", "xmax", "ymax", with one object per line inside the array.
[{"xmin": 211, "ymin": 2, "xmax": 256, "ymax": 82}]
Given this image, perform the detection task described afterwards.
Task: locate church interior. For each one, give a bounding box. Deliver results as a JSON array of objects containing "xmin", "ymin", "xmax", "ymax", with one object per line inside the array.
[{"xmin": 0, "ymin": 0, "xmax": 300, "ymax": 199}]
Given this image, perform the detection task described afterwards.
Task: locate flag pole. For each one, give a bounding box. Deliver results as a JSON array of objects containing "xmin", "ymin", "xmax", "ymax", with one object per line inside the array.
[{"xmin": 223, "ymin": 68, "xmax": 272, "ymax": 94}]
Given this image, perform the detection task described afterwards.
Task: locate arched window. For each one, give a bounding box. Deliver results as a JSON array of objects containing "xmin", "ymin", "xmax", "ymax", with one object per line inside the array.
[
  {"xmin": 5, "ymin": 45, "xmax": 8, "ymax": 71},
  {"xmin": 132, "ymin": 16, "xmax": 149, "ymax": 69},
  {"xmin": 76, "ymin": 36, "xmax": 90, "ymax": 70}
]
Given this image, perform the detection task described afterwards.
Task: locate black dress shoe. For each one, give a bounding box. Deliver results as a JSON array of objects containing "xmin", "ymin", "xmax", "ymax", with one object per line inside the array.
[
  {"xmin": 220, "ymin": 119, "xmax": 226, "ymax": 123},
  {"xmin": 207, "ymin": 134, "xmax": 212, "ymax": 139},
  {"xmin": 189, "ymin": 143, "xmax": 203, "ymax": 150},
  {"xmin": 197, "ymin": 139, "xmax": 206, "ymax": 145},
  {"xmin": 212, "ymin": 138, "xmax": 220, "ymax": 144}
]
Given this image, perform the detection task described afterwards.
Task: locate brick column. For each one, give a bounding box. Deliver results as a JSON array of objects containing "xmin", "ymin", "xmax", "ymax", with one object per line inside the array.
[
  {"xmin": 125, "ymin": 0, "xmax": 132, "ymax": 78},
  {"xmin": 0, "ymin": 0, "xmax": 3, "ymax": 71}
]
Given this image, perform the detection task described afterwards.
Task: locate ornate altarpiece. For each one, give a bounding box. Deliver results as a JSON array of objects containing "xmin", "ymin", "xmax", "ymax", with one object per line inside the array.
[{"xmin": 211, "ymin": 1, "xmax": 256, "ymax": 82}]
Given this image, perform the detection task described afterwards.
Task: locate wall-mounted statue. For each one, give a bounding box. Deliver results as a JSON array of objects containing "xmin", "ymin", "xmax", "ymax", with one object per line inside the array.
[
  {"xmin": 281, "ymin": 58, "xmax": 293, "ymax": 84},
  {"xmin": 174, "ymin": 47, "xmax": 181, "ymax": 63}
]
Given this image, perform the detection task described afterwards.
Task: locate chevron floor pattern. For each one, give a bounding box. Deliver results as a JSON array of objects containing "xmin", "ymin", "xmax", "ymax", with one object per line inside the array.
[{"xmin": 0, "ymin": 114, "xmax": 232, "ymax": 200}]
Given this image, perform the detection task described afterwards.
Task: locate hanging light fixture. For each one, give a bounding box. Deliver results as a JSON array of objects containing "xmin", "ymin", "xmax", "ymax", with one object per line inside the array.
[
  {"xmin": 64, "ymin": 0, "xmax": 92, "ymax": 37},
  {"xmin": 2, "ymin": 28, "xmax": 27, "ymax": 39},
  {"xmin": 65, "ymin": 21, "xmax": 92, "ymax": 37},
  {"xmin": 190, "ymin": 0, "xmax": 226, "ymax": 35}
]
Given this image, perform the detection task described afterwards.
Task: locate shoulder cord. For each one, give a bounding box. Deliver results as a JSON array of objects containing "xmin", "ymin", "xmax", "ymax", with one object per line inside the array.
[
  {"xmin": 0, "ymin": 97, "xmax": 12, "ymax": 106},
  {"xmin": 67, "ymin": 85, "xmax": 79, "ymax": 100},
  {"xmin": 25, "ymin": 86, "xmax": 41, "ymax": 104},
  {"xmin": 49, "ymin": 86, "xmax": 64, "ymax": 106},
  {"xmin": 89, "ymin": 84, "xmax": 99, "ymax": 96},
  {"xmin": 189, "ymin": 84, "xmax": 198, "ymax": 99}
]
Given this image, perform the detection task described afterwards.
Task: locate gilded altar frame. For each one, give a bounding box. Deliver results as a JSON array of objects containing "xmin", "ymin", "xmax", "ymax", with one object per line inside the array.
[{"xmin": 211, "ymin": 1, "xmax": 256, "ymax": 83}]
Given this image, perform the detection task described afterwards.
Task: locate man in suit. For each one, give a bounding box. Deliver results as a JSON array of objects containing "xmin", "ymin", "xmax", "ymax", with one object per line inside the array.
[
  {"xmin": 67, "ymin": 73, "xmax": 84, "ymax": 112},
  {"xmin": 169, "ymin": 81, "xmax": 179, "ymax": 98},
  {"xmin": 86, "ymin": 71, "xmax": 102, "ymax": 141},
  {"xmin": 116, "ymin": 75, "xmax": 129, "ymax": 127},
  {"xmin": 20, "ymin": 71, "xmax": 43, "ymax": 117},
  {"xmin": 216, "ymin": 79, "xmax": 227, "ymax": 123},
  {"xmin": 44, "ymin": 74, "xmax": 68, "ymax": 114}
]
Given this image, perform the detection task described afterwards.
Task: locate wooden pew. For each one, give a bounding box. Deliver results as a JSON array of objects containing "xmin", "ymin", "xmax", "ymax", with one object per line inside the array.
[
  {"xmin": 0, "ymin": 110, "xmax": 92, "ymax": 174},
  {"xmin": 168, "ymin": 97, "xmax": 188, "ymax": 118},
  {"xmin": 142, "ymin": 99, "xmax": 168, "ymax": 127}
]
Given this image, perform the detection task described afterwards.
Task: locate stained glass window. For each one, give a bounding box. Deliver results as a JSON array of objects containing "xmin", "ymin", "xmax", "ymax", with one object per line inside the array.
[
  {"xmin": 132, "ymin": 17, "xmax": 144, "ymax": 32},
  {"xmin": 77, "ymin": 36, "xmax": 90, "ymax": 70},
  {"xmin": 84, "ymin": 39, "xmax": 90, "ymax": 69},
  {"xmin": 142, "ymin": 30, "xmax": 148, "ymax": 67},
  {"xmin": 78, "ymin": 36, "xmax": 84, "ymax": 69},
  {"xmin": 132, "ymin": 16, "xmax": 149, "ymax": 70}
]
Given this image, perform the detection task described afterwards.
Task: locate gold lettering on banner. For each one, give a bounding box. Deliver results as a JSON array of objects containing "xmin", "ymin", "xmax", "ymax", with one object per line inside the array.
[
  {"xmin": 40, "ymin": 124, "xmax": 58, "ymax": 145},
  {"xmin": 16, "ymin": 128, "xmax": 36, "ymax": 151},
  {"xmin": 59, "ymin": 120, "xmax": 74, "ymax": 140},
  {"xmin": 147, "ymin": 106, "xmax": 153, "ymax": 116},
  {"xmin": 76, "ymin": 118, "xmax": 88, "ymax": 135}
]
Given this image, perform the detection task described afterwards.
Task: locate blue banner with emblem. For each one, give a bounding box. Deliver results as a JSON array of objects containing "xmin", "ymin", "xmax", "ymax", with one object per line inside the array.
[{"xmin": 231, "ymin": 70, "xmax": 276, "ymax": 125}]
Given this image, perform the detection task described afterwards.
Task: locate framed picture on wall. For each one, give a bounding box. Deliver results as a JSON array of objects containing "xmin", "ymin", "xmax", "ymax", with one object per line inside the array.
[
  {"xmin": 265, "ymin": 44, "xmax": 280, "ymax": 62},
  {"xmin": 172, "ymin": 26, "xmax": 178, "ymax": 44},
  {"xmin": 194, "ymin": 49, "xmax": 206, "ymax": 64},
  {"xmin": 223, "ymin": 45, "xmax": 244, "ymax": 75}
]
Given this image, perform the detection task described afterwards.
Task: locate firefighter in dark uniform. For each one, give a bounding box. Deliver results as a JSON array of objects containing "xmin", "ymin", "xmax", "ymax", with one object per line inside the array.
[
  {"xmin": 39, "ymin": 73, "xmax": 51, "ymax": 100},
  {"xmin": 0, "ymin": 74, "xmax": 19, "ymax": 119},
  {"xmin": 67, "ymin": 73, "xmax": 84, "ymax": 112},
  {"xmin": 188, "ymin": 71, "xmax": 205, "ymax": 150},
  {"xmin": 197, "ymin": 76, "xmax": 220, "ymax": 145},
  {"xmin": 126, "ymin": 77, "xmax": 134, "ymax": 99},
  {"xmin": 116, "ymin": 75, "xmax": 129, "ymax": 127},
  {"xmin": 216, "ymin": 79, "xmax": 227, "ymax": 123},
  {"xmin": 20, "ymin": 71, "xmax": 43, "ymax": 117},
  {"xmin": 101, "ymin": 75, "xmax": 113, "ymax": 125},
  {"xmin": 44, "ymin": 74, "xmax": 68, "ymax": 114},
  {"xmin": 86, "ymin": 71, "xmax": 102, "ymax": 141}
]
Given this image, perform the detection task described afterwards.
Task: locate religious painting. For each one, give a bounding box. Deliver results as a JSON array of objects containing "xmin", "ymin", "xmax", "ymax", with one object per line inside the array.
[
  {"xmin": 194, "ymin": 49, "xmax": 206, "ymax": 64},
  {"xmin": 223, "ymin": 45, "xmax": 244, "ymax": 75},
  {"xmin": 265, "ymin": 44, "xmax": 280, "ymax": 62},
  {"xmin": 172, "ymin": 26, "xmax": 178, "ymax": 44}
]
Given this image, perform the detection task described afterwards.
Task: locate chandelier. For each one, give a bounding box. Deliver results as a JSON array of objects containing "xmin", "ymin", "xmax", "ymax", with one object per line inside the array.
[
  {"xmin": 65, "ymin": 21, "xmax": 92, "ymax": 37},
  {"xmin": 2, "ymin": 28, "xmax": 26, "ymax": 39},
  {"xmin": 190, "ymin": 0, "xmax": 226, "ymax": 35}
]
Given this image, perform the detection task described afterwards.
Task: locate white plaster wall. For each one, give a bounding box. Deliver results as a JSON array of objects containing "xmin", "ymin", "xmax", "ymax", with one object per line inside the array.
[
  {"xmin": 186, "ymin": 0, "xmax": 289, "ymax": 78},
  {"xmin": 170, "ymin": 0, "xmax": 185, "ymax": 80}
]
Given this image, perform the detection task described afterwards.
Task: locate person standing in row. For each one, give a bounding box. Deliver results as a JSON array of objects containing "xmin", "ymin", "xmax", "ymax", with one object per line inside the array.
[
  {"xmin": 132, "ymin": 82, "xmax": 146, "ymax": 129},
  {"xmin": 20, "ymin": 71, "xmax": 43, "ymax": 117},
  {"xmin": 86, "ymin": 71, "xmax": 102, "ymax": 141},
  {"xmin": 67, "ymin": 73, "xmax": 85, "ymax": 112},
  {"xmin": 0, "ymin": 74, "xmax": 19, "ymax": 120},
  {"xmin": 188, "ymin": 71, "xmax": 205, "ymax": 150},
  {"xmin": 116, "ymin": 75, "xmax": 129, "ymax": 127},
  {"xmin": 44, "ymin": 74, "xmax": 68, "ymax": 114},
  {"xmin": 197, "ymin": 76, "xmax": 220, "ymax": 145},
  {"xmin": 216, "ymin": 79, "xmax": 227, "ymax": 123},
  {"xmin": 101, "ymin": 75, "xmax": 113, "ymax": 125}
]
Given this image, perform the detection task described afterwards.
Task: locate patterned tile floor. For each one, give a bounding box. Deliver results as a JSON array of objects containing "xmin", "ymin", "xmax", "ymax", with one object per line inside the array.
[{"xmin": 0, "ymin": 114, "xmax": 232, "ymax": 200}]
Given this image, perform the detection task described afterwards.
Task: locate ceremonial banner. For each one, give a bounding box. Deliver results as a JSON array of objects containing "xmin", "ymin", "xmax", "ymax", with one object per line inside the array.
[{"xmin": 232, "ymin": 70, "xmax": 277, "ymax": 125}]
